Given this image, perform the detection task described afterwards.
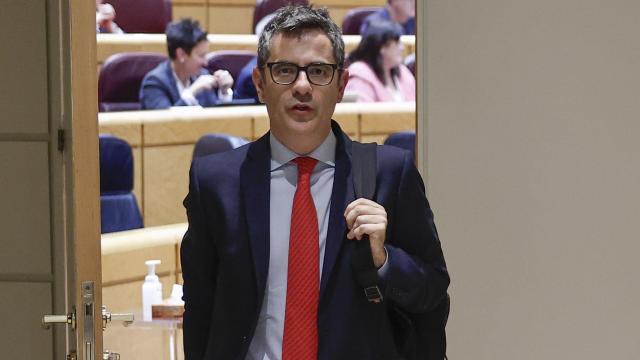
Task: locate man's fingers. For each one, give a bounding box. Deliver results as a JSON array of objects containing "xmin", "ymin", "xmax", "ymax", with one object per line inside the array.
[
  {"xmin": 347, "ymin": 223, "xmax": 386, "ymax": 240},
  {"xmin": 344, "ymin": 202, "xmax": 386, "ymax": 229}
]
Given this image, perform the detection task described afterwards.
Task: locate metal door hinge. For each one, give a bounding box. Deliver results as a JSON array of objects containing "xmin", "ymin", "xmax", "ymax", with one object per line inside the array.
[{"xmin": 57, "ymin": 129, "xmax": 65, "ymax": 151}]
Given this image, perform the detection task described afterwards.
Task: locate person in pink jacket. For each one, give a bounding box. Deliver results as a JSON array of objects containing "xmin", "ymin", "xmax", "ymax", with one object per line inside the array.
[{"xmin": 345, "ymin": 21, "xmax": 415, "ymax": 102}]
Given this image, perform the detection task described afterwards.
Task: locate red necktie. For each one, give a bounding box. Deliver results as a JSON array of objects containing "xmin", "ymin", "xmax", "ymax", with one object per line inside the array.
[{"xmin": 282, "ymin": 156, "xmax": 319, "ymax": 360}]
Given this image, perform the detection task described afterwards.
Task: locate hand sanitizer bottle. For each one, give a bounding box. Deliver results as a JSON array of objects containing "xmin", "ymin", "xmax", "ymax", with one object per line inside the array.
[{"xmin": 142, "ymin": 259, "xmax": 163, "ymax": 321}]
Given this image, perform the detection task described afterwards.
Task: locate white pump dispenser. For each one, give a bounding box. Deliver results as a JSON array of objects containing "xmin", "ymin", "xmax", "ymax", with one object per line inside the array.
[{"xmin": 142, "ymin": 259, "xmax": 163, "ymax": 321}]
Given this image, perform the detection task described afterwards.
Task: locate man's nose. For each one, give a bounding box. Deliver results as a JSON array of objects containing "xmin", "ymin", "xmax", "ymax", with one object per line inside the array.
[{"xmin": 292, "ymin": 70, "xmax": 313, "ymax": 95}]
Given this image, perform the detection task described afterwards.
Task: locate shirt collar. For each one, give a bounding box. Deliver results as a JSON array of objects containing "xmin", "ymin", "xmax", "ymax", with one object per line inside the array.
[{"xmin": 270, "ymin": 130, "xmax": 336, "ymax": 171}]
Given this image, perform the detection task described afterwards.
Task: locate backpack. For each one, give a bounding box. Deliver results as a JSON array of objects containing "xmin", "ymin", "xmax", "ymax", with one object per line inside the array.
[{"xmin": 351, "ymin": 141, "xmax": 450, "ymax": 360}]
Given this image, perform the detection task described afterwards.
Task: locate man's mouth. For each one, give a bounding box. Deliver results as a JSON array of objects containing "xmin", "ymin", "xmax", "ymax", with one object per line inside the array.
[{"xmin": 291, "ymin": 104, "xmax": 312, "ymax": 111}]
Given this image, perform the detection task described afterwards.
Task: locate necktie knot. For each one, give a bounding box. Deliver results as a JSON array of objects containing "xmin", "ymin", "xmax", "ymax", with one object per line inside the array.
[{"xmin": 293, "ymin": 157, "xmax": 318, "ymax": 179}]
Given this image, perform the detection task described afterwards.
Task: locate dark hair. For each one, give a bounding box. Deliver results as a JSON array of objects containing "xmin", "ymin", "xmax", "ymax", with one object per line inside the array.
[
  {"xmin": 348, "ymin": 20, "xmax": 403, "ymax": 85},
  {"xmin": 165, "ymin": 19, "xmax": 208, "ymax": 60},
  {"xmin": 257, "ymin": 5, "xmax": 345, "ymax": 69}
]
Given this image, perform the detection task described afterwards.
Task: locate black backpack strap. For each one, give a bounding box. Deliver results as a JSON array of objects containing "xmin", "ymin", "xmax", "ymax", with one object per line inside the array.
[{"xmin": 350, "ymin": 141, "xmax": 383, "ymax": 303}]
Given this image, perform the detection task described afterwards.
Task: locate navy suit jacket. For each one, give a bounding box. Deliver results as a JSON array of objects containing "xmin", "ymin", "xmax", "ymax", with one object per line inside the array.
[
  {"xmin": 181, "ymin": 121, "xmax": 449, "ymax": 359},
  {"xmin": 139, "ymin": 60, "xmax": 219, "ymax": 110}
]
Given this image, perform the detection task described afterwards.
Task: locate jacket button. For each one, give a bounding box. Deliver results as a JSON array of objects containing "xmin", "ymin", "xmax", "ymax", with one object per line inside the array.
[{"xmin": 241, "ymin": 336, "xmax": 248, "ymax": 343}]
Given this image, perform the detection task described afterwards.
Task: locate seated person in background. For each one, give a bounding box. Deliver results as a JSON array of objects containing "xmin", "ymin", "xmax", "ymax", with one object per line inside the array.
[
  {"xmin": 96, "ymin": 0, "xmax": 124, "ymax": 33},
  {"xmin": 345, "ymin": 21, "xmax": 416, "ymax": 102},
  {"xmin": 360, "ymin": 0, "xmax": 416, "ymax": 35},
  {"xmin": 233, "ymin": 56, "xmax": 260, "ymax": 103},
  {"xmin": 139, "ymin": 19, "xmax": 234, "ymax": 110}
]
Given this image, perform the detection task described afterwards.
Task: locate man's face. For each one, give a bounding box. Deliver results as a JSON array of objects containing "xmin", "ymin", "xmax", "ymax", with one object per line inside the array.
[
  {"xmin": 253, "ymin": 30, "xmax": 348, "ymax": 149},
  {"xmin": 178, "ymin": 40, "xmax": 209, "ymax": 77},
  {"xmin": 391, "ymin": 0, "xmax": 416, "ymax": 19}
]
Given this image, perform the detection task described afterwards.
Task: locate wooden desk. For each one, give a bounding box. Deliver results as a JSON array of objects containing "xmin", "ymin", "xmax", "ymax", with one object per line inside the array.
[
  {"xmin": 97, "ymin": 34, "xmax": 416, "ymax": 66},
  {"xmin": 99, "ymin": 102, "xmax": 415, "ymax": 227}
]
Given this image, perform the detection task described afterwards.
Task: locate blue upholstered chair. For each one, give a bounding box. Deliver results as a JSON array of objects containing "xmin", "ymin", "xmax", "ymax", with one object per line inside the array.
[
  {"xmin": 99, "ymin": 134, "xmax": 143, "ymax": 233},
  {"xmin": 192, "ymin": 134, "xmax": 249, "ymax": 159},
  {"xmin": 384, "ymin": 131, "xmax": 416, "ymax": 161}
]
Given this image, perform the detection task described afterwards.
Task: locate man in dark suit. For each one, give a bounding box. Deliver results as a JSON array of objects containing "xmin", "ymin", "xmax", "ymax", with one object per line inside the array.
[
  {"xmin": 139, "ymin": 18, "xmax": 234, "ymax": 109},
  {"xmin": 180, "ymin": 6, "xmax": 449, "ymax": 360}
]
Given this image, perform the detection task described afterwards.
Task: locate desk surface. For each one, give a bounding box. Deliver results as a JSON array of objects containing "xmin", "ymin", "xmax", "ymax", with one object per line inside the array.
[
  {"xmin": 98, "ymin": 102, "xmax": 416, "ymax": 125},
  {"xmin": 97, "ymin": 34, "xmax": 416, "ymax": 64}
]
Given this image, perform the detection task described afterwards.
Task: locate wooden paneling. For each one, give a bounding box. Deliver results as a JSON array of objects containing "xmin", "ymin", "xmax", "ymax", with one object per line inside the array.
[
  {"xmin": 173, "ymin": 5, "xmax": 208, "ymax": 31},
  {"xmin": 143, "ymin": 145, "xmax": 193, "ymax": 226},
  {"xmin": 208, "ymin": 6, "xmax": 255, "ymax": 34}
]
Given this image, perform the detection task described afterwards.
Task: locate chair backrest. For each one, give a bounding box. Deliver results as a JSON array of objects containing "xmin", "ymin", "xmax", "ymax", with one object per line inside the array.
[
  {"xmin": 104, "ymin": 0, "xmax": 172, "ymax": 33},
  {"xmin": 192, "ymin": 134, "xmax": 249, "ymax": 159},
  {"xmin": 383, "ymin": 131, "xmax": 416, "ymax": 160},
  {"xmin": 252, "ymin": 0, "xmax": 309, "ymax": 33},
  {"xmin": 341, "ymin": 7, "xmax": 382, "ymax": 35},
  {"xmin": 206, "ymin": 51, "xmax": 257, "ymax": 82},
  {"xmin": 98, "ymin": 52, "xmax": 167, "ymax": 112},
  {"xmin": 99, "ymin": 134, "xmax": 143, "ymax": 233}
]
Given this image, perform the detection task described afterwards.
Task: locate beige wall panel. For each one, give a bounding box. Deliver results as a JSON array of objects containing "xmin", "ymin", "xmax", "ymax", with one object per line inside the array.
[
  {"xmin": 0, "ymin": 282, "xmax": 52, "ymax": 359},
  {"xmin": 173, "ymin": 5, "xmax": 208, "ymax": 30},
  {"xmin": 0, "ymin": 142, "xmax": 50, "ymax": 274},
  {"xmin": 99, "ymin": 122, "xmax": 143, "ymax": 147},
  {"xmin": 102, "ymin": 244, "xmax": 176, "ymax": 284},
  {"xmin": 144, "ymin": 145, "xmax": 193, "ymax": 226},
  {"xmin": 103, "ymin": 275, "xmax": 174, "ymax": 313},
  {"xmin": 133, "ymin": 147, "xmax": 144, "ymax": 214},
  {"xmin": 208, "ymin": 6, "xmax": 254, "ymax": 34},
  {"xmin": 0, "ymin": 0, "xmax": 48, "ymax": 134},
  {"xmin": 360, "ymin": 111, "xmax": 415, "ymax": 133},
  {"xmin": 425, "ymin": 1, "xmax": 640, "ymax": 359},
  {"xmin": 144, "ymin": 117, "xmax": 253, "ymax": 146}
]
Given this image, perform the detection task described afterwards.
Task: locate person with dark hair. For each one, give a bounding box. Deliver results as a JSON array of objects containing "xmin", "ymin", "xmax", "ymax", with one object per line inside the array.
[
  {"xmin": 139, "ymin": 18, "xmax": 234, "ymax": 109},
  {"xmin": 346, "ymin": 20, "xmax": 416, "ymax": 102},
  {"xmin": 181, "ymin": 5, "xmax": 448, "ymax": 360},
  {"xmin": 360, "ymin": 0, "xmax": 416, "ymax": 35}
]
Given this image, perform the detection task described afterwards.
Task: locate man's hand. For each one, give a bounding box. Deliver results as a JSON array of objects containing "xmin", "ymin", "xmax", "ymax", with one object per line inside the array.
[
  {"xmin": 188, "ymin": 74, "xmax": 217, "ymax": 96},
  {"xmin": 344, "ymin": 198, "xmax": 388, "ymax": 268},
  {"xmin": 212, "ymin": 70, "xmax": 234, "ymax": 92}
]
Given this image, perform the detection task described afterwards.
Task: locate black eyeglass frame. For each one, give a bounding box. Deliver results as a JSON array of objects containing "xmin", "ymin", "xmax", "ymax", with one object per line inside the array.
[{"xmin": 264, "ymin": 62, "xmax": 340, "ymax": 86}]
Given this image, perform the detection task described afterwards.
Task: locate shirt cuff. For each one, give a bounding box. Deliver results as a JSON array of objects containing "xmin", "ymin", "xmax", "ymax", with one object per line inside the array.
[
  {"xmin": 218, "ymin": 87, "xmax": 234, "ymax": 102},
  {"xmin": 376, "ymin": 246, "xmax": 389, "ymax": 277},
  {"xmin": 180, "ymin": 90, "xmax": 200, "ymax": 106}
]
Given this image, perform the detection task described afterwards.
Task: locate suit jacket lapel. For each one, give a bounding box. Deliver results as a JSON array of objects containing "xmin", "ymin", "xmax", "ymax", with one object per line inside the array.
[
  {"xmin": 163, "ymin": 61, "xmax": 182, "ymax": 104},
  {"xmin": 240, "ymin": 133, "xmax": 271, "ymax": 306},
  {"xmin": 320, "ymin": 122, "xmax": 355, "ymax": 299}
]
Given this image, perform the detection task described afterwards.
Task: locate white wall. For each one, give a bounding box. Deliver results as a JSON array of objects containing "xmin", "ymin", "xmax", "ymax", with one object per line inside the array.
[{"xmin": 421, "ymin": 1, "xmax": 640, "ymax": 358}]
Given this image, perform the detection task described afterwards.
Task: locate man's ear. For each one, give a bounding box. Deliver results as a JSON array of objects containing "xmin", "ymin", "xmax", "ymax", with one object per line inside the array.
[
  {"xmin": 336, "ymin": 69, "xmax": 349, "ymax": 102},
  {"xmin": 252, "ymin": 67, "xmax": 266, "ymax": 103},
  {"xmin": 176, "ymin": 48, "xmax": 187, "ymax": 63}
]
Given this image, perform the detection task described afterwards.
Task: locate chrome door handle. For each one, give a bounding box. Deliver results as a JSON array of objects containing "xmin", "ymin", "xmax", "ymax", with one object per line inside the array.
[
  {"xmin": 101, "ymin": 305, "xmax": 134, "ymax": 329},
  {"xmin": 42, "ymin": 311, "xmax": 76, "ymax": 330}
]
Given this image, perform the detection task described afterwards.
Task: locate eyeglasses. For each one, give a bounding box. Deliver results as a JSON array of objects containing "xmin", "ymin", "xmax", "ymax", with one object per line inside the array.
[{"xmin": 265, "ymin": 62, "xmax": 339, "ymax": 86}]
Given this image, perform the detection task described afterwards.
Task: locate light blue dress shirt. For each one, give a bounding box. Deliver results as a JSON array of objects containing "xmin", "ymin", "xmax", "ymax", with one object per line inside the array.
[
  {"xmin": 246, "ymin": 131, "xmax": 336, "ymax": 360},
  {"xmin": 246, "ymin": 130, "xmax": 388, "ymax": 359}
]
